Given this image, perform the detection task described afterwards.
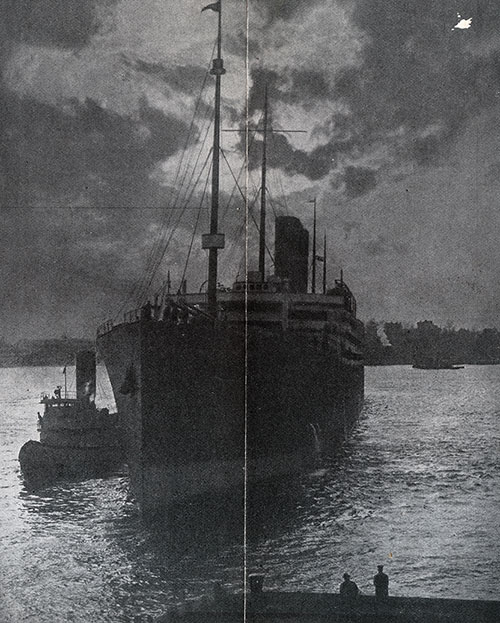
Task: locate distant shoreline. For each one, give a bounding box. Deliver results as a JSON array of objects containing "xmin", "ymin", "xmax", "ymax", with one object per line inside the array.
[
  {"xmin": 0, "ymin": 338, "xmax": 94, "ymax": 369},
  {"xmin": 2, "ymin": 330, "xmax": 500, "ymax": 368}
]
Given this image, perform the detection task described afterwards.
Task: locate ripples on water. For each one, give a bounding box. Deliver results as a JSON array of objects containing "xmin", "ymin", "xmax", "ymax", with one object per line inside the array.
[{"xmin": 0, "ymin": 365, "xmax": 499, "ymax": 621}]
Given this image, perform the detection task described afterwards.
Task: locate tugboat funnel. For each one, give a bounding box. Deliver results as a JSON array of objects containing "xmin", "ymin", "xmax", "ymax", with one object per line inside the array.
[{"xmin": 75, "ymin": 351, "xmax": 96, "ymax": 402}]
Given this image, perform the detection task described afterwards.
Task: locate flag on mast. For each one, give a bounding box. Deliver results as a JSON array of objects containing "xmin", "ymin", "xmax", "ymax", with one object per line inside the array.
[{"xmin": 201, "ymin": 1, "xmax": 220, "ymax": 12}]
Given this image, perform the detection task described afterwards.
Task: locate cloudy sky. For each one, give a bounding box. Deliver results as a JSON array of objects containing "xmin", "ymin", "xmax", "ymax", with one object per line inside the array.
[{"xmin": 1, "ymin": 0, "xmax": 500, "ymax": 340}]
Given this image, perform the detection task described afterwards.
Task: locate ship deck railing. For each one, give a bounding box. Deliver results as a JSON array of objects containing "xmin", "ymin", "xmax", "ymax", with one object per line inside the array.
[
  {"xmin": 97, "ymin": 291, "xmax": 361, "ymax": 339},
  {"xmin": 40, "ymin": 392, "xmax": 78, "ymax": 403}
]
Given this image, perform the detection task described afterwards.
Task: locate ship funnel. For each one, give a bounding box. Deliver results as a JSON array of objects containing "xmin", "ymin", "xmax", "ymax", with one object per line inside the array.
[
  {"xmin": 75, "ymin": 350, "xmax": 96, "ymax": 403},
  {"xmin": 274, "ymin": 216, "xmax": 309, "ymax": 293}
]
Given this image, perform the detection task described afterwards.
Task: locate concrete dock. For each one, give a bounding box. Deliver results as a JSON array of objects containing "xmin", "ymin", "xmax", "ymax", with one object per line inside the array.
[{"xmin": 157, "ymin": 590, "xmax": 500, "ymax": 622}]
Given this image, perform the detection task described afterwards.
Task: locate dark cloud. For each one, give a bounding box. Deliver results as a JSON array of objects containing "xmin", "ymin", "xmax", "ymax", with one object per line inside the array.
[
  {"xmin": 248, "ymin": 66, "xmax": 331, "ymax": 117},
  {"xmin": 252, "ymin": 0, "xmax": 323, "ymax": 24},
  {"xmin": 225, "ymin": 32, "xmax": 260, "ymax": 59},
  {"xmin": 0, "ymin": 1, "xmax": 120, "ymax": 204},
  {"xmin": 361, "ymin": 232, "xmax": 407, "ymax": 257},
  {"xmin": 248, "ymin": 68, "xmax": 281, "ymax": 117},
  {"xmin": 123, "ymin": 57, "xmax": 209, "ymax": 96},
  {"xmin": 289, "ymin": 69, "xmax": 331, "ymax": 108},
  {"xmin": 485, "ymin": 161, "xmax": 500, "ymax": 184},
  {"xmin": 338, "ymin": 0, "xmax": 500, "ymax": 167},
  {"xmin": 243, "ymin": 1, "xmax": 500, "ymax": 195},
  {"xmin": 362, "ymin": 234, "xmax": 389, "ymax": 256},
  {"xmin": 344, "ymin": 166, "xmax": 376, "ymax": 197},
  {"xmin": 411, "ymin": 135, "xmax": 447, "ymax": 167},
  {"xmin": 247, "ymin": 132, "xmax": 339, "ymax": 181},
  {"xmin": 4, "ymin": 0, "xmax": 116, "ymax": 48},
  {"xmin": 0, "ymin": 197, "xmax": 246, "ymax": 339},
  {"xmin": 244, "ymin": 67, "xmax": 345, "ymax": 183},
  {"xmin": 0, "ymin": 208, "xmax": 159, "ymax": 339},
  {"xmin": 1, "ymin": 94, "xmax": 190, "ymax": 207}
]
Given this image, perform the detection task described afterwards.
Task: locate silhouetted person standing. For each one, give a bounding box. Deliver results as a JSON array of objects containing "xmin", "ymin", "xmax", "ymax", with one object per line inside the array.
[
  {"xmin": 339, "ymin": 573, "xmax": 359, "ymax": 601},
  {"xmin": 374, "ymin": 565, "xmax": 389, "ymax": 600},
  {"xmin": 340, "ymin": 573, "xmax": 359, "ymax": 622}
]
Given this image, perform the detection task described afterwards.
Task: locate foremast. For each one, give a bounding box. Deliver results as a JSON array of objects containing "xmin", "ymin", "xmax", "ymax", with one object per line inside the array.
[{"xmin": 201, "ymin": 0, "xmax": 226, "ymax": 316}]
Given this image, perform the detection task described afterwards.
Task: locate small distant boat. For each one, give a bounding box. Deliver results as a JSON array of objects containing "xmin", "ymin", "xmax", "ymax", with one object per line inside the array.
[
  {"xmin": 19, "ymin": 351, "xmax": 123, "ymax": 490},
  {"xmin": 412, "ymin": 360, "xmax": 465, "ymax": 370}
]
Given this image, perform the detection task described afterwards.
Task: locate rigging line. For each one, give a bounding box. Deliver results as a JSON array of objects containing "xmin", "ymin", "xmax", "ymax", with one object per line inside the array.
[
  {"xmin": 154, "ymin": 40, "xmax": 216, "ymax": 222},
  {"xmin": 221, "ymin": 155, "xmax": 246, "ymax": 220},
  {"xmin": 173, "ymin": 41, "xmax": 216, "ymax": 180},
  {"xmin": 248, "ymin": 212, "xmax": 273, "ymax": 264},
  {"xmin": 129, "ymin": 131, "xmax": 211, "ymax": 302},
  {"xmin": 217, "ymin": 149, "xmax": 260, "ymax": 277},
  {"xmin": 180, "ymin": 162, "xmax": 212, "ymax": 286},
  {"xmin": 277, "ymin": 173, "xmax": 289, "ymax": 216},
  {"xmin": 232, "ymin": 185, "xmax": 258, "ymax": 242},
  {"xmin": 167, "ymin": 36, "xmax": 219, "ymax": 216},
  {"xmin": 138, "ymin": 126, "xmax": 214, "ymax": 302},
  {"xmin": 223, "ymin": 186, "xmax": 259, "ymax": 281},
  {"xmin": 236, "ymin": 251, "xmax": 246, "ymax": 280},
  {"xmin": 137, "ymin": 146, "xmax": 214, "ymax": 304},
  {"xmin": 233, "ymin": 202, "xmax": 257, "ymax": 279},
  {"xmin": 245, "ymin": 168, "xmax": 260, "ymax": 204},
  {"xmin": 140, "ymin": 116, "xmax": 214, "ymax": 296},
  {"xmin": 233, "ymin": 194, "xmax": 262, "ymax": 275},
  {"xmin": 265, "ymin": 187, "xmax": 278, "ymax": 219},
  {"xmin": 223, "ymin": 220, "xmax": 250, "ymax": 270},
  {"xmin": 116, "ymin": 48, "xmax": 216, "ymax": 318},
  {"xmin": 224, "ymin": 217, "xmax": 251, "ymax": 273},
  {"xmin": 242, "ymin": 186, "xmax": 274, "ymax": 264},
  {"xmin": 221, "ymin": 115, "xmax": 262, "ymax": 221},
  {"xmin": 269, "ymin": 133, "xmax": 290, "ymax": 216},
  {"xmin": 220, "ymin": 147, "xmax": 248, "ymax": 205},
  {"xmin": 226, "ymin": 213, "xmax": 248, "ymax": 251},
  {"xmin": 135, "ymin": 121, "xmax": 214, "ymax": 305},
  {"xmin": 172, "ymin": 110, "xmax": 214, "ymax": 214},
  {"xmin": 148, "ymin": 110, "xmax": 214, "ymax": 265},
  {"xmin": 133, "ymin": 113, "xmax": 214, "ymax": 306}
]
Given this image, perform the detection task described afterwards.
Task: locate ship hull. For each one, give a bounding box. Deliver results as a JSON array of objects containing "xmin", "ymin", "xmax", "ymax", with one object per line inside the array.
[{"xmin": 98, "ymin": 317, "xmax": 364, "ymax": 515}]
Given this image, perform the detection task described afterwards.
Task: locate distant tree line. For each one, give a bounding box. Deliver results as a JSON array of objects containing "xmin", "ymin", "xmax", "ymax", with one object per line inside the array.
[
  {"xmin": 1, "ymin": 324, "xmax": 499, "ymax": 368},
  {"xmin": 365, "ymin": 321, "xmax": 500, "ymax": 366},
  {"xmin": 0, "ymin": 337, "xmax": 94, "ymax": 368}
]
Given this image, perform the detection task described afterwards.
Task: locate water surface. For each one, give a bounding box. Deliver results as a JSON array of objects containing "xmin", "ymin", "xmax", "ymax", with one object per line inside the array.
[{"xmin": 0, "ymin": 365, "xmax": 499, "ymax": 622}]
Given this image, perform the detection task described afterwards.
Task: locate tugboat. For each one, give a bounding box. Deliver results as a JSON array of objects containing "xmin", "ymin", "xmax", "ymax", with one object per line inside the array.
[{"xmin": 19, "ymin": 351, "xmax": 123, "ymax": 490}]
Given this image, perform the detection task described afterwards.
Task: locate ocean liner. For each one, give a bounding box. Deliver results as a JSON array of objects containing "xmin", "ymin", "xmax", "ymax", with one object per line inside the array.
[{"xmin": 97, "ymin": 1, "xmax": 364, "ymax": 515}]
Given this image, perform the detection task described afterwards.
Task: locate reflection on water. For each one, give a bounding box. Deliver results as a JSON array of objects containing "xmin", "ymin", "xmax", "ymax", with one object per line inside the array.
[{"xmin": 0, "ymin": 365, "xmax": 499, "ymax": 622}]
